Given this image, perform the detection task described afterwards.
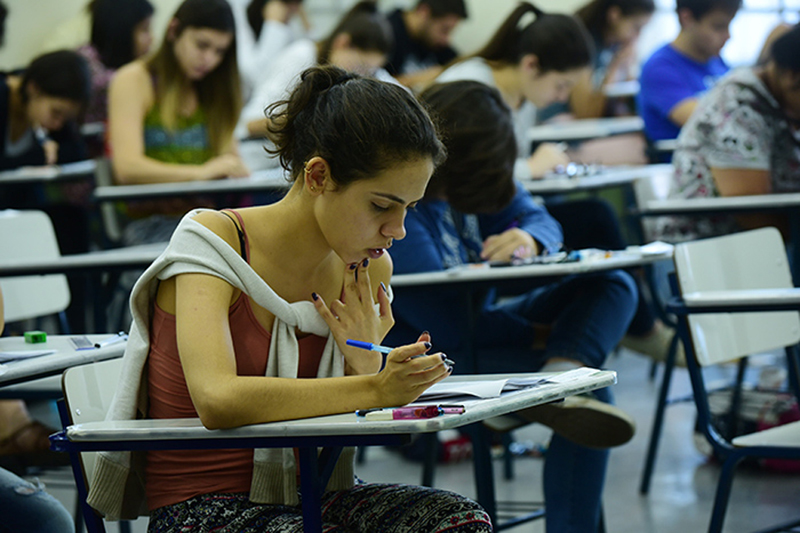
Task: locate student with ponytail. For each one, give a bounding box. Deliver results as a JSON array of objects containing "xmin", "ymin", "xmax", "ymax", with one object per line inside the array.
[
  {"xmin": 437, "ymin": 2, "xmax": 593, "ymax": 179},
  {"xmin": 87, "ymin": 65, "xmax": 492, "ymax": 532},
  {"xmin": 569, "ymin": 0, "xmax": 654, "ymax": 118},
  {"xmin": 238, "ymin": 0, "xmax": 396, "ymax": 139}
]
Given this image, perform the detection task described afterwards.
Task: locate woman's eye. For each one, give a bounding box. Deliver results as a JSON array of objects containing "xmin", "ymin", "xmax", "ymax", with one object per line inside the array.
[{"xmin": 372, "ymin": 203, "xmax": 389, "ymax": 212}]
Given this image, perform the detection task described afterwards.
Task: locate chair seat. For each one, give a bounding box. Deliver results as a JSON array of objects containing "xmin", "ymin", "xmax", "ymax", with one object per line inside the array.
[{"xmin": 732, "ymin": 420, "xmax": 800, "ymax": 448}]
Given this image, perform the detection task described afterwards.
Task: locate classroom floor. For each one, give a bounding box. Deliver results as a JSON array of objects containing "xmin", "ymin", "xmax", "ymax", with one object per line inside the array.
[{"xmin": 33, "ymin": 348, "xmax": 800, "ymax": 533}]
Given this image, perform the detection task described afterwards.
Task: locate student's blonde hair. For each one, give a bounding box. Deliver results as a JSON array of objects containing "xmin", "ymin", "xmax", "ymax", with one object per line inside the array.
[{"xmin": 146, "ymin": 0, "xmax": 241, "ymax": 155}]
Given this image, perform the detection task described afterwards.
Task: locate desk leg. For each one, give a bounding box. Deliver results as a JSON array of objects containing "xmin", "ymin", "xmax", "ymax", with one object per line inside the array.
[
  {"xmin": 298, "ymin": 446, "xmax": 323, "ymax": 533},
  {"xmin": 464, "ymin": 423, "xmax": 497, "ymax": 525}
]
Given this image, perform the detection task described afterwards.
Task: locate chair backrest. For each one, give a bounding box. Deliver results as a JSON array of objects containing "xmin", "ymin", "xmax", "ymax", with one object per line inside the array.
[
  {"xmin": 61, "ymin": 358, "xmax": 125, "ymax": 486},
  {"xmin": 673, "ymin": 227, "xmax": 800, "ymax": 366},
  {"xmin": 94, "ymin": 157, "xmax": 123, "ymax": 244},
  {"xmin": 632, "ymin": 167, "xmax": 675, "ymax": 243},
  {"xmin": 0, "ymin": 209, "xmax": 71, "ymax": 322}
]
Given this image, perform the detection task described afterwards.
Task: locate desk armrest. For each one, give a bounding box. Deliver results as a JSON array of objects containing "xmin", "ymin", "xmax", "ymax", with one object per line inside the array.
[{"xmin": 682, "ymin": 288, "xmax": 800, "ymax": 308}]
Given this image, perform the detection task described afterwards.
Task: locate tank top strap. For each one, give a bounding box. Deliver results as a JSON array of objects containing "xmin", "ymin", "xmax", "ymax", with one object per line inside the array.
[{"xmin": 221, "ymin": 209, "xmax": 251, "ymax": 263}]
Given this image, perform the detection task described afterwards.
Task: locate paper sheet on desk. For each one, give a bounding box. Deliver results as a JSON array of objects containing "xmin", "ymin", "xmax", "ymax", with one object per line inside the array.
[
  {"xmin": 417, "ymin": 367, "xmax": 597, "ymax": 401},
  {"xmin": 0, "ymin": 349, "xmax": 56, "ymax": 362}
]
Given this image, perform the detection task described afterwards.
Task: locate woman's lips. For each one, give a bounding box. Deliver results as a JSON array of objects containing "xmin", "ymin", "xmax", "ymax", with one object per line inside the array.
[{"xmin": 368, "ymin": 248, "xmax": 385, "ymax": 259}]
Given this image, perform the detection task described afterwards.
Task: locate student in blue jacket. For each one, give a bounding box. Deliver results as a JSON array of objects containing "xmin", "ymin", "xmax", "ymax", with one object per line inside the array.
[{"xmin": 386, "ymin": 80, "xmax": 638, "ymax": 533}]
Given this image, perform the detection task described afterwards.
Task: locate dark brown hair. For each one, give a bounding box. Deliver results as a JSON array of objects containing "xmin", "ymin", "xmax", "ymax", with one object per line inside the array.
[
  {"xmin": 88, "ymin": 0, "xmax": 154, "ymax": 69},
  {"xmin": 771, "ymin": 23, "xmax": 800, "ymax": 74},
  {"xmin": 317, "ymin": 1, "xmax": 393, "ymax": 64},
  {"xmin": 475, "ymin": 2, "xmax": 594, "ymax": 73},
  {"xmin": 420, "ymin": 81, "xmax": 516, "ymax": 214},
  {"xmin": 576, "ymin": 0, "xmax": 654, "ymax": 41},
  {"xmin": 267, "ymin": 65, "xmax": 445, "ymax": 186},
  {"xmin": 21, "ymin": 50, "xmax": 91, "ymax": 108},
  {"xmin": 417, "ymin": 0, "xmax": 468, "ymax": 19}
]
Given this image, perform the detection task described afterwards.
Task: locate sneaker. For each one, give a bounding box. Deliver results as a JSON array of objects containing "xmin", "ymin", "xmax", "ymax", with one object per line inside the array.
[
  {"xmin": 620, "ymin": 321, "xmax": 687, "ymax": 367},
  {"xmin": 483, "ymin": 395, "xmax": 636, "ymax": 449}
]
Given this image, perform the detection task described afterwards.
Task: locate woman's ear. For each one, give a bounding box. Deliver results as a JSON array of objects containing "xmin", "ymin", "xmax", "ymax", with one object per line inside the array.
[
  {"xmin": 166, "ymin": 18, "xmax": 180, "ymax": 41},
  {"xmin": 303, "ymin": 156, "xmax": 333, "ymax": 195},
  {"xmin": 520, "ymin": 53, "xmax": 540, "ymax": 77},
  {"xmin": 607, "ymin": 5, "xmax": 622, "ymax": 26},
  {"xmin": 331, "ymin": 32, "xmax": 352, "ymax": 50}
]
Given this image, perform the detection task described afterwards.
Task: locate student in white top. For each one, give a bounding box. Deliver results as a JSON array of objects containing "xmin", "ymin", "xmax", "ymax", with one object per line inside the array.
[
  {"xmin": 238, "ymin": 1, "xmax": 396, "ymax": 139},
  {"xmin": 230, "ymin": 0, "xmax": 307, "ymax": 94},
  {"xmin": 436, "ymin": 2, "xmax": 593, "ymax": 179}
]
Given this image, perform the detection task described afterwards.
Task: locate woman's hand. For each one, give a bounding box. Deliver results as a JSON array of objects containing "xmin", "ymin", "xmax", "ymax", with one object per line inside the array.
[
  {"xmin": 527, "ymin": 143, "xmax": 569, "ymax": 178},
  {"xmin": 481, "ymin": 228, "xmax": 539, "ymax": 262},
  {"xmin": 200, "ymin": 154, "xmax": 251, "ymax": 180},
  {"xmin": 312, "ymin": 259, "xmax": 394, "ymax": 375},
  {"xmin": 374, "ymin": 336, "xmax": 452, "ymax": 407}
]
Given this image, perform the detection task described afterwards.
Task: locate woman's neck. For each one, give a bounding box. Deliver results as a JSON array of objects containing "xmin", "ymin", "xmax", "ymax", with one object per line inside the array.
[
  {"xmin": 257, "ymin": 184, "xmax": 343, "ymax": 282},
  {"xmin": 6, "ymin": 76, "xmax": 31, "ymax": 142},
  {"xmin": 490, "ymin": 63, "xmax": 524, "ymax": 110}
]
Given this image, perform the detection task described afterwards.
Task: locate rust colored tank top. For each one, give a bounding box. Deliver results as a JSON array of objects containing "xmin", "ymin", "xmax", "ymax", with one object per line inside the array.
[{"xmin": 145, "ymin": 209, "xmax": 326, "ymax": 511}]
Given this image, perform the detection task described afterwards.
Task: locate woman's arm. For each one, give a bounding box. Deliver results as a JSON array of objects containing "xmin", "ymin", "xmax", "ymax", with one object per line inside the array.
[
  {"xmin": 174, "ymin": 268, "xmax": 447, "ymax": 429},
  {"xmin": 108, "ymin": 62, "xmax": 242, "ymax": 184},
  {"xmin": 712, "ymin": 167, "xmax": 784, "ymax": 232}
]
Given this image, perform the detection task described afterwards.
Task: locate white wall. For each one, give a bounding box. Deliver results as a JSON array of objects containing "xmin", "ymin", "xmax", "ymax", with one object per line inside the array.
[{"xmin": 0, "ymin": 0, "xmax": 595, "ymax": 70}]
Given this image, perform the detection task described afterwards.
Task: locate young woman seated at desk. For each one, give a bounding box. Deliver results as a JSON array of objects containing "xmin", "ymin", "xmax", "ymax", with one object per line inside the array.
[
  {"xmin": 87, "ymin": 65, "xmax": 492, "ymax": 532},
  {"xmin": 108, "ymin": 0, "xmax": 250, "ymax": 246}
]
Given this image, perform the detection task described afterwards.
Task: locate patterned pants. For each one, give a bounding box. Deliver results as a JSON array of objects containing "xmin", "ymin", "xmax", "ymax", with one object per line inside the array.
[{"xmin": 148, "ymin": 483, "xmax": 492, "ymax": 532}]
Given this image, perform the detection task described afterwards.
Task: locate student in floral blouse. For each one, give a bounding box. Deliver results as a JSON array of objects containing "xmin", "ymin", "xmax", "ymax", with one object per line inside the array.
[{"xmin": 657, "ymin": 23, "xmax": 800, "ymax": 242}]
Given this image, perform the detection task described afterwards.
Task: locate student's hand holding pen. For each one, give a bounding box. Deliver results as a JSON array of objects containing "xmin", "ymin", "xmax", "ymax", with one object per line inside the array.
[
  {"xmin": 527, "ymin": 142, "xmax": 570, "ymax": 178},
  {"xmin": 481, "ymin": 228, "xmax": 539, "ymax": 262},
  {"xmin": 312, "ymin": 259, "xmax": 394, "ymax": 375},
  {"xmin": 374, "ymin": 337, "xmax": 452, "ymax": 407}
]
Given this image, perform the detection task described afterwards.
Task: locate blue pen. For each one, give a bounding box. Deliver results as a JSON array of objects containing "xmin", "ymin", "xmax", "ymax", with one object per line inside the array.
[
  {"xmin": 346, "ymin": 339, "xmax": 455, "ymax": 367},
  {"xmin": 345, "ymin": 339, "xmax": 393, "ymax": 354}
]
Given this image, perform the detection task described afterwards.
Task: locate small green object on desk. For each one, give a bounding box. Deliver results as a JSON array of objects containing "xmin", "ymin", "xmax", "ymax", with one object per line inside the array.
[{"xmin": 24, "ymin": 331, "xmax": 47, "ymax": 344}]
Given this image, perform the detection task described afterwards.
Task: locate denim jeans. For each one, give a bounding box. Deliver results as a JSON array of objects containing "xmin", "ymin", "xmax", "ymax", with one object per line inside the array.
[
  {"xmin": 473, "ymin": 269, "xmax": 637, "ymax": 533},
  {"xmin": 0, "ymin": 467, "xmax": 74, "ymax": 532}
]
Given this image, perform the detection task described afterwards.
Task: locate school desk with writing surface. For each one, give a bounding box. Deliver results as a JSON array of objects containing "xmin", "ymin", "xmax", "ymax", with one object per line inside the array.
[
  {"xmin": 0, "ymin": 334, "xmax": 126, "ymax": 389},
  {"xmin": 638, "ymin": 192, "xmax": 800, "ymax": 282},
  {"xmin": 51, "ymin": 368, "xmax": 616, "ymax": 533},
  {"xmin": 528, "ymin": 116, "xmax": 644, "ymax": 144},
  {"xmin": 0, "ymin": 242, "xmax": 166, "ymax": 333},
  {"xmin": 0, "ymin": 159, "xmax": 97, "ymax": 186},
  {"xmin": 92, "ymin": 167, "xmax": 290, "ymax": 202}
]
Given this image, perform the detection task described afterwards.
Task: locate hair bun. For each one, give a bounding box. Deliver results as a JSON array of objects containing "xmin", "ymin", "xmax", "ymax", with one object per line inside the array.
[{"xmin": 300, "ymin": 65, "xmax": 361, "ymax": 95}]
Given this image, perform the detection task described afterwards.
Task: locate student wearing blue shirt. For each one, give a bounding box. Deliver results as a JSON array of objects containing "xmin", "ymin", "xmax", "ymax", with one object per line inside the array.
[
  {"xmin": 387, "ymin": 80, "xmax": 638, "ymax": 533},
  {"xmin": 638, "ymin": 0, "xmax": 741, "ymax": 142}
]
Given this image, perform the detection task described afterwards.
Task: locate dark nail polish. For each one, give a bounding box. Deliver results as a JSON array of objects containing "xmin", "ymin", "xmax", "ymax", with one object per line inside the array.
[
  {"xmin": 440, "ymin": 354, "xmax": 446, "ymax": 361},
  {"xmin": 349, "ymin": 263, "xmax": 357, "ymax": 270},
  {"xmin": 424, "ymin": 342, "xmax": 431, "ymax": 349},
  {"xmin": 380, "ymin": 281, "xmax": 387, "ymax": 293},
  {"xmin": 362, "ymin": 258, "xmax": 369, "ymax": 268},
  {"xmin": 447, "ymin": 366, "xmax": 454, "ymax": 373},
  {"xmin": 311, "ymin": 292, "xmax": 319, "ymax": 301}
]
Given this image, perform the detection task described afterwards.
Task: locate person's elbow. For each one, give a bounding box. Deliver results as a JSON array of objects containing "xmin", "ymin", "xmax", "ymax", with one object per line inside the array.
[{"xmin": 191, "ymin": 380, "xmax": 241, "ymax": 430}]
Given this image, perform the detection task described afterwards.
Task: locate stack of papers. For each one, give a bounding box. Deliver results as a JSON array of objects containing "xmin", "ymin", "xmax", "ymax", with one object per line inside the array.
[
  {"xmin": 0, "ymin": 349, "xmax": 56, "ymax": 362},
  {"xmin": 417, "ymin": 367, "xmax": 598, "ymax": 402}
]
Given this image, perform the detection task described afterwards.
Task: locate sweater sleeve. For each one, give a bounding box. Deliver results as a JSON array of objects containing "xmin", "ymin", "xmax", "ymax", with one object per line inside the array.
[{"xmin": 478, "ymin": 182, "xmax": 563, "ymax": 254}]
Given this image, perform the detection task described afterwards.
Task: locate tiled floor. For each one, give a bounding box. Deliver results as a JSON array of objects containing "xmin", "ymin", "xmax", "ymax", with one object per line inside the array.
[{"xmin": 33, "ymin": 349, "xmax": 800, "ymax": 532}]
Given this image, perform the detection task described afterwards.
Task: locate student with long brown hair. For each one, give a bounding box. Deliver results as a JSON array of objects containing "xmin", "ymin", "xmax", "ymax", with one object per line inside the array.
[{"xmin": 108, "ymin": 0, "xmax": 250, "ymax": 245}]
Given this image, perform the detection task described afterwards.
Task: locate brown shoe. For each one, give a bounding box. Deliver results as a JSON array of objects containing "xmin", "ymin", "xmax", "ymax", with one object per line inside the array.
[
  {"xmin": 483, "ymin": 395, "xmax": 636, "ymax": 449},
  {"xmin": 0, "ymin": 421, "xmax": 70, "ymax": 474}
]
